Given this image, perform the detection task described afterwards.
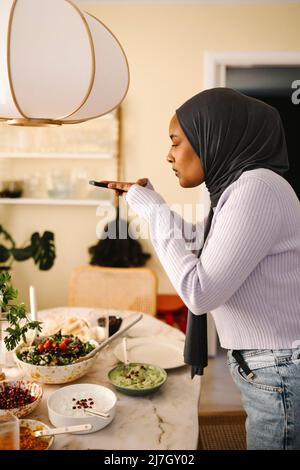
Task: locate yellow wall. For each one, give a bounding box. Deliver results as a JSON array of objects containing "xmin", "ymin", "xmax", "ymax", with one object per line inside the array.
[{"xmin": 1, "ymin": 2, "xmax": 300, "ymax": 310}]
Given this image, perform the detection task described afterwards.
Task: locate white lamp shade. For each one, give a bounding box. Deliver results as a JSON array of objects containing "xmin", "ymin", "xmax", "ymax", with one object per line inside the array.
[
  {"xmin": 0, "ymin": 0, "xmax": 129, "ymax": 125},
  {"xmin": 63, "ymin": 13, "xmax": 129, "ymax": 123}
]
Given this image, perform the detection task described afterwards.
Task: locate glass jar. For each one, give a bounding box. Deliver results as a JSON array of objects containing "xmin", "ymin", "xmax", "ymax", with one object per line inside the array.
[{"xmin": 0, "ymin": 412, "xmax": 20, "ymax": 450}]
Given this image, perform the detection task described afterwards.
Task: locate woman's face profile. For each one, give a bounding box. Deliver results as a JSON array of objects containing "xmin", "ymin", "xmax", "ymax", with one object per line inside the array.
[{"xmin": 167, "ymin": 114, "xmax": 205, "ymax": 188}]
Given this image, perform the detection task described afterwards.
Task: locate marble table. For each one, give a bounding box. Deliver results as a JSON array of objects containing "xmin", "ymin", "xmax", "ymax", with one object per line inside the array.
[{"xmin": 5, "ymin": 307, "xmax": 201, "ymax": 450}]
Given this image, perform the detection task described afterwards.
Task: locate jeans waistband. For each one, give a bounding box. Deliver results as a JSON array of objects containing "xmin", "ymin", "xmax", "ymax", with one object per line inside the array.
[{"xmin": 227, "ymin": 348, "xmax": 300, "ymax": 367}]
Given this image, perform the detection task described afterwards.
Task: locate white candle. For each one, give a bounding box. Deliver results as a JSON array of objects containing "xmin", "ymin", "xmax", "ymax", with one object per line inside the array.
[
  {"xmin": 122, "ymin": 337, "xmax": 129, "ymax": 366},
  {"xmin": 29, "ymin": 285, "xmax": 37, "ymax": 322}
]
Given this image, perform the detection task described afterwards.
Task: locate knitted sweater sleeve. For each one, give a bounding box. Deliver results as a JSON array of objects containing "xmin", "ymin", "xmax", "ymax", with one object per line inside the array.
[
  {"xmin": 143, "ymin": 180, "xmax": 205, "ymax": 249},
  {"xmin": 125, "ymin": 177, "xmax": 280, "ymax": 314}
]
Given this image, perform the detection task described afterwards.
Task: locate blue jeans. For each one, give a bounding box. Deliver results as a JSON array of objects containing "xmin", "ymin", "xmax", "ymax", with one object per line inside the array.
[{"xmin": 227, "ymin": 348, "xmax": 300, "ymax": 450}]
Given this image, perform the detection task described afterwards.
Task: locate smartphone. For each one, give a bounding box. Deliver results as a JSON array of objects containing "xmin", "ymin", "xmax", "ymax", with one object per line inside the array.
[{"xmin": 89, "ymin": 180, "xmax": 125, "ymax": 192}]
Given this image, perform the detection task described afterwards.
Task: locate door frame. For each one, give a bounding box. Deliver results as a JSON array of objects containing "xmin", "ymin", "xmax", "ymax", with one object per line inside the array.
[
  {"xmin": 203, "ymin": 51, "xmax": 300, "ymax": 89},
  {"xmin": 202, "ymin": 50, "xmax": 300, "ymax": 356}
]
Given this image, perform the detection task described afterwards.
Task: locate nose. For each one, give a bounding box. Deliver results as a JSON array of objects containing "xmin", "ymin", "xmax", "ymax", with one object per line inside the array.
[{"xmin": 166, "ymin": 148, "xmax": 174, "ymax": 163}]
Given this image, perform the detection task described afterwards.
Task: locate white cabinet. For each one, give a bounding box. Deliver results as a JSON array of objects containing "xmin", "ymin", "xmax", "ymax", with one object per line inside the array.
[{"xmin": 0, "ymin": 109, "xmax": 121, "ymax": 206}]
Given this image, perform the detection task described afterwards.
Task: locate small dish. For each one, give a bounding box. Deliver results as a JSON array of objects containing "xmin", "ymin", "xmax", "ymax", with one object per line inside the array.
[
  {"xmin": 108, "ymin": 363, "xmax": 167, "ymax": 396},
  {"xmin": 19, "ymin": 419, "xmax": 54, "ymax": 450},
  {"xmin": 0, "ymin": 380, "xmax": 43, "ymax": 418},
  {"xmin": 47, "ymin": 383, "xmax": 117, "ymax": 434}
]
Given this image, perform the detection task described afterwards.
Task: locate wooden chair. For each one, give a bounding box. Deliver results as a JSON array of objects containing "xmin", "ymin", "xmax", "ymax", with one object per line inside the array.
[{"xmin": 68, "ymin": 265, "xmax": 158, "ymax": 316}]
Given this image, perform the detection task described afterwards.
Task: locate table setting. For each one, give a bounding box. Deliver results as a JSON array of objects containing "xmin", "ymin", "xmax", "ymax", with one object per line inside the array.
[{"xmin": 1, "ymin": 301, "xmax": 201, "ymax": 450}]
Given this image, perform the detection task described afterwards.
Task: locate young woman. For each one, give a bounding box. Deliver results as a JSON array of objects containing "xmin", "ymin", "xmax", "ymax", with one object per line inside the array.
[{"xmin": 102, "ymin": 88, "xmax": 300, "ymax": 450}]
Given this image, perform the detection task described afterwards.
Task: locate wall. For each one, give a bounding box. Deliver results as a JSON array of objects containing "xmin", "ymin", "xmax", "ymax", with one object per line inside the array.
[{"xmin": 1, "ymin": 2, "xmax": 300, "ymax": 309}]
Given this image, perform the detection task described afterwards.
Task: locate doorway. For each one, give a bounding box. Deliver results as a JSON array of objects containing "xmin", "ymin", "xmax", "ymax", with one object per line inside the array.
[
  {"xmin": 226, "ymin": 65, "xmax": 300, "ymax": 200},
  {"xmin": 202, "ymin": 51, "xmax": 300, "ymax": 357}
]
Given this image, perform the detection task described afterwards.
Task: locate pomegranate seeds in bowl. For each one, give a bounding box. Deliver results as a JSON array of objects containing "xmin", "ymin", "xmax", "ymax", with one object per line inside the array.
[{"xmin": 0, "ymin": 381, "xmax": 43, "ymax": 418}]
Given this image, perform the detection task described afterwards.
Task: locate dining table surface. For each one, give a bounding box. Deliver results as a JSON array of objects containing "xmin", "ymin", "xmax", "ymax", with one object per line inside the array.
[{"xmin": 3, "ymin": 307, "xmax": 201, "ymax": 450}]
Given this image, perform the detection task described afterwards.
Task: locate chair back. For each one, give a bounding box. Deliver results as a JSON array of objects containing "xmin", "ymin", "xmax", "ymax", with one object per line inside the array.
[{"xmin": 69, "ymin": 265, "xmax": 157, "ymax": 316}]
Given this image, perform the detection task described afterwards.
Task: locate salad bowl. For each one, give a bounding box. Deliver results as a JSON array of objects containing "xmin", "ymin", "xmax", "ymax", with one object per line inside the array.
[{"xmin": 13, "ymin": 333, "xmax": 100, "ymax": 385}]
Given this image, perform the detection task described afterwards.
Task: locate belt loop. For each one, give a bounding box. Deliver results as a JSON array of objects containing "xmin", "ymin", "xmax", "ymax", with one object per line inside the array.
[
  {"xmin": 232, "ymin": 350, "xmax": 255, "ymax": 381},
  {"xmin": 292, "ymin": 348, "xmax": 300, "ymax": 361}
]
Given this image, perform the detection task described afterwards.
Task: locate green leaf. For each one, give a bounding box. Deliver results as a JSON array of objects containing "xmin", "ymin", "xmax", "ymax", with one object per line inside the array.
[
  {"xmin": 30, "ymin": 231, "xmax": 56, "ymax": 271},
  {"xmin": 3, "ymin": 287, "xmax": 18, "ymax": 306},
  {"xmin": 0, "ymin": 226, "xmax": 56, "ymax": 272},
  {"xmin": 0, "ymin": 225, "xmax": 16, "ymax": 248},
  {"xmin": 0, "ymin": 245, "xmax": 10, "ymax": 263},
  {"xmin": 28, "ymin": 321, "xmax": 43, "ymax": 333},
  {"xmin": 4, "ymin": 319, "xmax": 43, "ymax": 351},
  {"xmin": 1, "ymin": 270, "xmax": 43, "ymax": 351},
  {"xmin": 11, "ymin": 245, "xmax": 33, "ymax": 261}
]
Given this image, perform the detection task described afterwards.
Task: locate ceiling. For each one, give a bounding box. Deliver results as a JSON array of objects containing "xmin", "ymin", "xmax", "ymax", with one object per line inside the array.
[{"xmin": 77, "ymin": 0, "xmax": 300, "ymax": 4}]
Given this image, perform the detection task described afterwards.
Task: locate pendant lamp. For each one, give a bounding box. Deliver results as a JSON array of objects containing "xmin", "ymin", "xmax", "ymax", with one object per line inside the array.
[{"xmin": 0, "ymin": 0, "xmax": 130, "ymax": 126}]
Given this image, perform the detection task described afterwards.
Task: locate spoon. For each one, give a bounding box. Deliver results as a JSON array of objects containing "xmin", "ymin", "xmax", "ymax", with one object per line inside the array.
[
  {"xmin": 122, "ymin": 337, "xmax": 130, "ymax": 370},
  {"xmin": 74, "ymin": 313, "xmax": 143, "ymax": 363},
  {"xmin": 84, "ymin": 409, "xmax": 110, "ymax": 419},
  {"xmin": 34, "ymin": 424, "xmax": 92, "ymax": 437}
]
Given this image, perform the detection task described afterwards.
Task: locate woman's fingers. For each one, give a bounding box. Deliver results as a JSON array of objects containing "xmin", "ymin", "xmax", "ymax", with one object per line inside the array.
[
  {"xmin": 96, "ymin": 179, "xmax": 149, "ymax": 196},
  {"xmin": 107, "ymin": 181, "xmax": 133, "ymax": 191},
  {"xmin": 106, "ymin": 178, "xmax": 149, "ymax": 193}
]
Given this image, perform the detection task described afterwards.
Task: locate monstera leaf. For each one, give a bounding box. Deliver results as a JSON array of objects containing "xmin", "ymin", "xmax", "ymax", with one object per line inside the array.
[
  {"xmin": 31, "ymin": 231, "xmax": 56, "ymax": 271},
  {"xmin": 0, "ymin": 225, "xmax": 56, "ymax": 271},
  {"xmin": 10, "ymin": 245, "xmax": 33, "ymax": 261},
  {"xmin": 0, "ymin": 225, "xmax": 15, "ymax": 267},
  {"xmin": 0, "ymin": 245, "xmax": 10, "ymax": 263}
]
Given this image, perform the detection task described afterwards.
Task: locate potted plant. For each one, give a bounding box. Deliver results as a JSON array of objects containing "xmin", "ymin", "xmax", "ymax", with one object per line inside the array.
[
  {"xmin": 0, "ymin": 224, "xmax": 56, "ymax": 271},
  {"xmin": 89, "ymin": 207, "xmax": 151, "ymax": 267},
  {"xmin": 0, "ymin": 271, "xmax": 42, "ymax": 380}
]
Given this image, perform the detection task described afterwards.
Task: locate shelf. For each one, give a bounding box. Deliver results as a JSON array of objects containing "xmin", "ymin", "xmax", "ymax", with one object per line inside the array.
[
  {"xmin": 0, "ymin": 198, "xmax": 114, "ymax": 206},
  {"xmin": 0, "ymin": 109, "xmax": 121, "ymax": 208},
  {"xmin": 0, "ymin": 152, "xmax": 115, "ymax": 160}
]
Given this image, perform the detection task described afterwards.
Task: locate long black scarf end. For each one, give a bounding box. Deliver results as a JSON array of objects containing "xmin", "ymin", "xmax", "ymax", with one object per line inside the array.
[{"xmin": 190, "ymin": 365, "xmax": 205, "ymax": 379}]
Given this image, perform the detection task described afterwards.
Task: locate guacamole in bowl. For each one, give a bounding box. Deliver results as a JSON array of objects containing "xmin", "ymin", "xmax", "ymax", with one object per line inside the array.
[{"xmin": 108, "ymin": 363, "xmax": 167, "ymax": 396}]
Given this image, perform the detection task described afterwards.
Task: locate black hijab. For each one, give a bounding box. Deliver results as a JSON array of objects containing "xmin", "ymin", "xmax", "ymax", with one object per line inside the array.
[{"xmin": 176, "ymin": 87, "xmax": 289, "ymax": 378}]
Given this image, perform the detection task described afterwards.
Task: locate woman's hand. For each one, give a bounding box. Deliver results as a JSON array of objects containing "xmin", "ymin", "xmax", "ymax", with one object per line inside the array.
[{"xmin": 98, "ymin": 178, "xmax": 149, "ymax": 197}]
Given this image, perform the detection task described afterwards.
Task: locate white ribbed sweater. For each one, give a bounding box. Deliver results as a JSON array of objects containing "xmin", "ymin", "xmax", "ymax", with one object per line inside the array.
[{"xmin": 125, "ymin": 168, "xmax": 300, "ymax": 349}]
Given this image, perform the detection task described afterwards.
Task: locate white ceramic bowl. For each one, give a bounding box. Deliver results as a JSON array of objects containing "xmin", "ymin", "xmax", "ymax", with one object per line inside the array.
[
  {"xmin": 0, "ymin": 380, "xmax": 43, "ymax": 418},
  {"xmin": 19, "ymin": 419, "xmax": 54, "ymax": 450},
  {"xmin": 14, "ymin": 340, "xmax": 99, "ymax": 385},
  {"xmin": 47, "ymin": 383, "xmax": 117, "ymax": 434}
]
